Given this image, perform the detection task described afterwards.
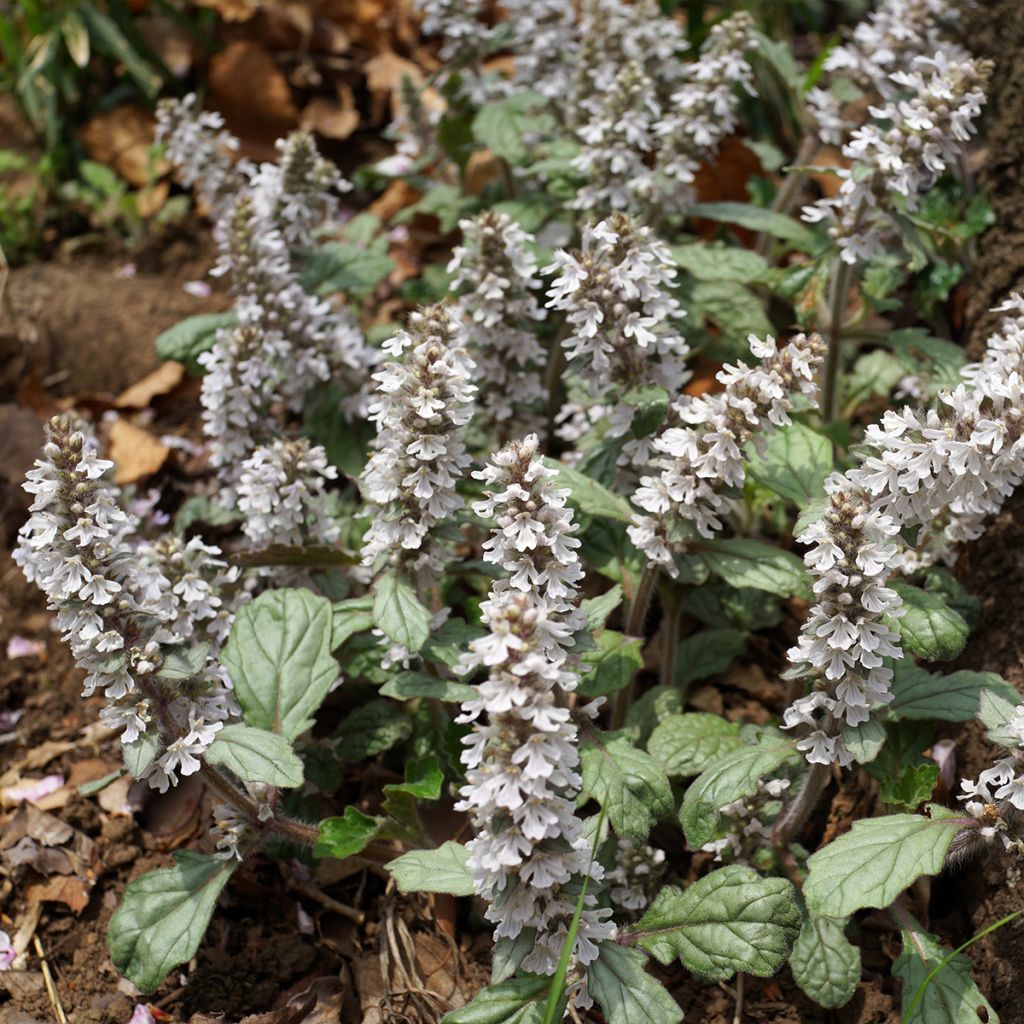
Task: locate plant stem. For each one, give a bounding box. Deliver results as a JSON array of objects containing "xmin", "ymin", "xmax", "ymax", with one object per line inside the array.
[
  {"xmin": 543, "ymin": 331, "xmax": 567, "ymax": 453},
  {"xmin": 772, "ymin": 761, "xmax": 830, "ymax": 848},
  {"xmin": 820, "ymin": 257, "xmax": 856, "ymax": 423},
  {"xmin": 659, "ymin": 587, "xmax": 683, "ymax": 689},
  {"xmin": 611, "ymin": 563, "xmax": 659, "ymax": 729},
  {"xmin": 755, "ymin": 134, "xmax": 818, "ymax": 257}
]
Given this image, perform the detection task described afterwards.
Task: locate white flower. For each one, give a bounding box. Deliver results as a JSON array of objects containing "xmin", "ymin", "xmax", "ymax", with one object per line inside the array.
[
  {"xmin": 456, "ymin": 435, "xmax": 613, "ymax": 978},
  {"xmin": 237, "ymin": 438, "xmax": 339, "ymax": 548},
  {"xmin": 449, "ymin": 211, "xmax": 547, "ymax": 438},
  {"xmin": 360, "ymin": 303, "xmax": 477, "ymax": 590},
  {"xmin": 545, "ymin": 215, "xmax": 689, "ymax": 470},
  {"xmin": 629, "ymin": 332, "xmax": 825, "ymax": 572}
]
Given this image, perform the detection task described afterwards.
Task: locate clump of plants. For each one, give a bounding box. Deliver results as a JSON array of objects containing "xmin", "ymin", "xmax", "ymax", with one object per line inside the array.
[{"xmin": 16, "ymin": 0, "xmax": 1024, "ymax": 1020}]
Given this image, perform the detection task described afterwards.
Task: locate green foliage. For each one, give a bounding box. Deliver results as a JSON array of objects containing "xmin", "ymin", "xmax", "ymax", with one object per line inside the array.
[
  {"xmin": 698, "ymin": 539, "xmax": 811, "ymax": 598},
  {"xmin": 372, "ymin": 570, "xmax": 432, "ymax": 653},
  {"xmin": 648, "ymin": 713, "xmax": 744, "ymax": 777},
  {"xmin": 387, "ymin": 841, "xmax": 475, "ymax": 896},
  {"xmin": 578, "ymin": 631, "xmax": 644, "ymax": 697},
  {"xmin": 789, "ymin": 914, "xmax": 861, "ymax": 1009},
  {"xmin": 542, "ymin": 459, "xmax": 634, "ymax": 522},
  {"xmin": 221, "ymin": 589, "xmax": 339, "ymax": 741},
  {"xmin": 315, "ymin": 806, "xmax": 381, "ymax": 860},
  {"xmin": 886, "ymin": 664, "xmax": 1017, "ymax": 722},
  {"xmin": 579, "ymin": 731, "xmax": 674, "ymax": 841},
  {"xmin": 108, "ymin": 852, "xmax": 234, "ymax": 993},
  {"xmin": 444, "ymin": 975, "xmax": 551, "ymax": 1024},
  {"xmin": 746, "ymin": 422, "xmax": 833, "ymax": 507},
  {"xmin": 887, "ymin": 583, "xmax": 969, "ymax": 662},
  {"xmin": 155, "ymin": 312, "xmax": 237, "ymax": 375},
  {"xmin": 587, "ymin": 944, "xmax": 684, "ymax": 1024},
  {"xmin": 630, "ymin": 866, "xmax": 800, "ymax": 980},
  {"xmin": 803, "ymin": 810, "xmax": 963, "ymax": 918},
  {"xmin": 204, "ymin": 725, "xmax": 304, "ymax": 788}
]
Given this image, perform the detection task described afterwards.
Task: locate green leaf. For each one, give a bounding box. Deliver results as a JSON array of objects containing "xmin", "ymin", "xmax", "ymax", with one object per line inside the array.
[
  {"xmin": 789, "ymin": 914, "xmax": 861, "ymax": 1009},
  {"xmin": 680, "ymin": 740, "xmax": 798, "ymax": 849},
  {"xmin": 204, "ymin": 724, "xmax": 304, "ymax": 788},
  {"xmin": 303, "ymin": 384, "xmax": 376, "ymax": 479},
  {"xmin": 79, "ymin": 769, "xmax": 124, "ymax": 796},
  {"xmin": 894, "ymin": 926, "xmax": 998, "ymax": 1024},
  {"xmin": 648, "ymin": 714, "xmax": 744, "ymax": 777},
  {"xmin": 579, "ymin": 731, "xmax": 673, "ymax": 841},
  {"xmin": 689, "ymin": 280, "xmax": 774, "ymax": 357},
  {"xmin": 841, "ymin": 717, "xmax": 887, "ymax": 764},
  {"xmin": 622, "ymin": 385, "xmax": 669, "ymax": 438},
  {"xmin": 156, "ymin": 641, "xmax": 210, "ymax": 681},
  {"xmin": 472, "ymin": 92, "xmax": 550, "ymax": 166},
  {"xmin": 332, "ymin": 596, "xmax": 374, "ymax": 651},
  {"xmin": 385, "ymin": 754, "xmax": 443, "ymax": 801},
  {"xmin": 79, "ymin": 5, "xmax": 161, "ymax": 97},
  {"xmin": 803, "ymin": 810, "xmax": 963, "ymax": 918},
  {"xmin": 542, "ymin": 459, "xmax": 634, "ymax": 522},
  {"xmin": 444, "ymin": 975, "xmax": 550, "ymax": 1024},
  {"xmin": 978, "ymin": 689, "xmax": 1021, "ymax": 746},
  {"xmin": 699, "ymin": 539, "xmax": 810, "ymax": 598},
  {"xmin": 887, "ymin": 664, "xmax": 1018, "ymax": 722},
  {"xmin": 580, "ymin": 585, "xmax": 624, "ymax": 631},
  {"xmin": 379, "ymin": 670, "xmax": 477, "ymax": 703},
  {"xmin": 794, "ymin": 496, "xmax": 828, "ymax": 538},
  {"xmin": 314, "ymin": 806, "xmax": 381, "ymax": 859},
  {"xmin": 746, "ymin": 422, "xmax": 832, "ymax": 506},
  {"xmin": 372, "ymin": 571, "xmax": 431, "ymax": 654},
  {"xmin": 108, "ymin": 852, "xmax": 234, "ymax": 993},
  {"xmin": 578, "ymin": 631, "xmax": 644, "ymax": 697},
  {"xmin": 387, "ymin": 841, "xmax": 475, "ymax": 896},
  {"xmin": 670, "ymin": 242, "xmax": 770, "ymax": 284},
  {"xmin": 123, "ymin": 730, "xmax": 160, "ymax": 778},
  {"xmin": 844, "ymin": 349, "xmax": 905, "ymax": 409},
  {"xmin": 888, "ymin": 583, "xmax": 969, "ymax": 662},
  {"xmin": 335, "ymin": 699, "xmax": 413, "ymax": 761},
  {"xmin": 492, "ymin": 931, "xmax": 538, "ymax": 985},
  {"xmin": 630, "ymin": 866, "xmax": 799, "ymax": 980},
  {"xmin": 624, "ymin": 685, "xmax": 686, "ymax": 746},
  {"xmin": 880, "ymin": 763, "xmax": 940, "ymax": 811},
  {"xmin": 689, "ymin": 201, "xmax": 818, "ymax": 250},
  {"xmin": 154, "ymin": 312, "xmax": 236, "ymax": 374},
  {"xmin": 300, "ymin": 242, "xmax": 395, "ymax": 297},
  {"xmin": 587, "ymin": 944, "xmax": 683, "ymax": 1024},
  {"xmin": 221, "ymin": 589, "xmax": 338, "ymax": 741},
  {"xmin": 676, "ymin": 628, "xmax": 747, "ymax": 687}
]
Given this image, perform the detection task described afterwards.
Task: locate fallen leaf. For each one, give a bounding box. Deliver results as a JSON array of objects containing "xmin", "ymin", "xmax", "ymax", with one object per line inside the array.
[
  {"xmin": 135, "ymin": 15, "xmax": 195, "ymax": 76},
  {"xmin": 465, "ymin": 149, "xmax": 501, "ymax": 196},
  {"xmin": 208, "ymin": 41, "xmax": 299, "ymax": 145},
  {"xmin": 115, "ymin": 361, "xmax": 186, "ymax": 409},
  {"xmin": 301, "ymin": 86, "xmax": 359, "ymax": 141},
  {"xmin": 1, "ymin": 775, "xmax": 65, "ymax": 806},
  {"xmin": 25, "ymin": 874, "xmax": 91, "ymax": 914},
  {"xmin": 194, "ymin": 0, "xmax": 266, "ymax": 20},
  {"xmin": 108, "ymin": 418, "xmax": 170, "ymax": 484},
  {"xmin": 5, "ymin": 637, "xmax": 46, "ymax": 660},
  {"xmin": 13, "ymin": 740, "xmax": 73, "ymax": 772},
  {"xmin": 369, "ymin": 179, "xmax": 420, "ymax": 221},
  {"xmin": 78, "ymin": 106, "xmax": 166, "ymax": 188}
]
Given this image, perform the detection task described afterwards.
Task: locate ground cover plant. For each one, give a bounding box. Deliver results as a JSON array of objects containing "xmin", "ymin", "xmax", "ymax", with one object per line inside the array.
[{"xmin": 5, "ymin": 0, "xmax": 1024, "ymax": 1022}]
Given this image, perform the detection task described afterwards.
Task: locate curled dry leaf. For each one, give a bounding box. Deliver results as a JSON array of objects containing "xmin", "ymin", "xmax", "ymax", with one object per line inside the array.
[
  {"xmin": 108, "ymin": 419, "xmax": 170, "ymax": 485},
  {"xmin": 208, "ymin": 41, "xmax": 299, "ymax": 146},
  {"xmin": 115, "ymin": 361, "xmax": 186, "ymax": 410},
  {"xmin": 301, "ymin": 85, "xmax": 359, "ymax": 141}
]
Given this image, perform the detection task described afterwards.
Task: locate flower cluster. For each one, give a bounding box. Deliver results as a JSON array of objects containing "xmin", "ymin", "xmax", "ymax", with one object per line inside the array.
[
  {"xmin": 156, "ymin": 94, "xmax": 247, "ymax": 216},
  {"xmin": 803, "ymin": 53, "xmax": 990, "ymax": 264},
  {"xmin": 414, "ymin": 0, "xmax": 503, "ymax": 104},
  {"xmin": 456, "ymin": 435, "xmax": 612, "ymax": 980},
  {"xmin": 655, "ymin": 12, "xmax": 757, "ymax": 213},
  {"xmin": 825, "ymin": 0, "xmax": 964, "ymax": 98},
  {"xmin": 546, "ymin": 214, "xmax": 689, "ymax": 467},
  {"xmin": 502, "ymin": 0, "xmax": 579, "ymax": 101},
  {"xmin": 14, "ymin": 418, "xmax": 236, "ymax": 792},
  {"xmin": 237, "ymin": 438, "xmax": 339, "ymax": 549},
  {"xmin": 629, "ymin": 332, "xmax": 826, "ymax": 571},
  {"xmin": 701, "ymin": 777, "xmax": 792, "ymax": 863},
  {"xmin": 606, "ymin": 838, "xmax": 666, "ymax": 913},
  {"xmin": 784, "ymin": 294, "xmax": 1024, "ymax": 765},
  {"xmin": 448, "ymin": 211, "xmax": 547, "ymax": 438},
  {"xmin": 359, "ymin": 304, "xmax": 476, "ymax": 587}
]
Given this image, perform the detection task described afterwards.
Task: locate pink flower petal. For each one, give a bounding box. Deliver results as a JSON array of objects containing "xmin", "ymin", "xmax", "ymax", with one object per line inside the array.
[
  {"xmin": 2, "ymin": 774, "xmax": 65, "ymax": 805},
  {"xmin": 6, "ymin": 636, "xmax": 45, "ymax": 659},
  {"xmin": 183, "ymin": 280, "xmax": 212, "ymax": 298}
]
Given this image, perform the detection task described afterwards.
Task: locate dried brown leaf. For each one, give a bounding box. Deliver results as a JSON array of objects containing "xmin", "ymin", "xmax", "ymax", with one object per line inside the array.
[
  {"xmin": 78, "ymin": 106, "xmax": 166, "ymax": 188},
  {"xmin": 108, "ymin": 419, "xmax": 169, "ymax": 485},
  {"xmin": 115, "ymin": 361, "xmax": 186, "ymax": 409}
]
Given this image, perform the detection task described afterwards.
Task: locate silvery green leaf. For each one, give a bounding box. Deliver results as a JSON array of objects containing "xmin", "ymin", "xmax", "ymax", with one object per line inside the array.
[
  {"xmin": 977, "ymin": 689, "xmax": 1021, "ymax": 745},
  {"xmin": 803, "ymin": 809, "xmax": 963, "ymax": 918},
  {"xmin": 680, "ymin": 740, "xmax": 798, "ymax": 849},
  {"xmin": 491, "ymin": 930, "xmax": 537, "ymax": 984},
  {"xmin": 587, "ymin": 943, "xmax": 684, "ymax": 1024},
  {"xmin": 443, "ymin": 974, "xmax": 550, "ymax": 1024},
  {"xmin": 108, "ymin": 851, "xmax": 234, "ymax": 993},
  {"xmin": 221, "ymin": 589, "xmax": 338, "ymax": 741},
  {"xmin": 580, "ymin": 585, "xmax": 624, "ymax": 631},
  {"xmin": 331, "ymin": 595, "xmax": 374, "ymax": 651},
  {"xmin": 379, "ymin": 670, "xmax": 477, "ymax": 703},
  {"xmin": 623, "ymin": 685, "xmax": 686, "ymax": 746},
  {"xmin": 746, "ymin": 422, "xmax": 833, "ymax": 507},
  {"xmin": 123, "ymin": 730, "xmax": 160, "ymax": 778},
  {"xmin": 156, "ymin": 641, "xmax": 210, "ymax": 680},
  {"xmin": 789, "ymin": 913, "xmax": 861, "ymax": 1009},
  {"xmin": 541, "ymin": 458, "xmax": 634, "ymax": 522},
  {"xmin": 579, "ymin": 730, "xmax": 673, "ymax": 841},
  {"xmin": 841, "ymin": 718, "xmax": 887, "ymax": 764},
  {"xmin": 372, "ymin": 570, "xmax": 431, "ymax": 653},
  {"xmin": 699, "ymin": 538, "xmax": 811, "ymax": 598},
  {"xmin": 887, "ymin": 583, "xmax": 968, "ymax": 662},
  {"xmin": 578, "ymin": 631, "xmax": 643, "ymax": 697},
  {"xmin": 675, "ymin": 628, "xmax": 747, "ymax": 686},
  {"xmin": 670, "ymin": 242, "xmax": 771, "ymax": 284},
  {"xmin": 387, "ymin": 841, "xmax": 475, "ymax": 896},
  {"xmin": 155, "ymin": 311, "xmax": 236, "ymax": 374},
  {"xmin": 204, "ymin": 724, "xmax": 304, "ymax": 788},
  {"xmin": 630, "ymin": 866, "xmax": 799, "ymax": 980},
  {"xmin": 887, "ymin": 665, "xmax": 1018, "ymax": 723},
  {"xmin": 648, "ymin": 713, "xmax": 743, "ymax": 777},
  {"xmin": 687, "ymin": 201, "xmax": 817, "ymax": 249},
  {"xmin": 893, "ymin": 923, "xmax": 998, "ymax": 1024}
]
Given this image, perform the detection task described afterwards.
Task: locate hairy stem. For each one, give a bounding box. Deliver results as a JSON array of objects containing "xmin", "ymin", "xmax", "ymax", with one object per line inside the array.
[
  {"xmin": 755, "ymin": 134, "xmax": 818, "ymax": 257},
  {"xmin": 820, "ymin": 257, "xmax": 856, "ymax": 423},
  {"xmin": 611, "ymin": 563, "xmax": 660, "ymax": 729},
  {"xmin": 772, "ymin": 761, "xmax": 830, "ymax": 847},
  {"xmin": 659, "ymin": 587, "xmax": 683, "ymax": 689}
]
